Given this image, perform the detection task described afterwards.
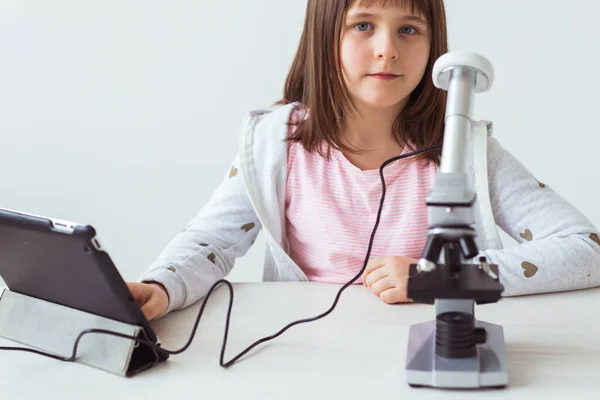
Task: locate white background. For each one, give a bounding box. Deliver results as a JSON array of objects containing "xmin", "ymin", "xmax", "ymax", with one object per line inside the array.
[{"xmin": 1, "ymin": 0, "xmax": 598, "ymax": 284}]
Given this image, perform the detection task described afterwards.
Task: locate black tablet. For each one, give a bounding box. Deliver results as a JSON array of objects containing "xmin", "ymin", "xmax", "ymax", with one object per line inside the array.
[{"xmin": 0, "ymin": 207, "xmax": 162, "ymax": 346}]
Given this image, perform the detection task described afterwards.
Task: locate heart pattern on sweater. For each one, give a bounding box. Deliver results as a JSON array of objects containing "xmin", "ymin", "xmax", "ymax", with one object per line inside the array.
[
  {"xmin": 241, "ymin": 223, "xmax": 256, "ymax": 232},
  {"xmin": 519, "ymin": 229, "xmax": 533, "ymax": 241},
  {"xmin": 590, "ymin": 233, "xmax": 600, "ymax": 247},
  {"xmin": 521, "ymin": 261, "xmax": 538, "ymax": 278},
  {"xmin": 207, "ymin": 253, "xmax": 216, "ymax": 264},
  {"xmin": 229, "ymin": 166, "xmax": 238, "ymax": 178}
]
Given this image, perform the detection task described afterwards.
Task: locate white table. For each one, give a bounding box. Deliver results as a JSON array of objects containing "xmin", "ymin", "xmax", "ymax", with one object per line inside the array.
[{"xmin": 1, "ymin": 282, "xmax": 600, "ymax": 399}]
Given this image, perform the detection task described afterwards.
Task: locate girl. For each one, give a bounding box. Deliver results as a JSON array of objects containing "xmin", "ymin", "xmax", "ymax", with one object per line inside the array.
[{"xmin": 128, "ymin": 0, "xmax": 600, "ymax": 321}]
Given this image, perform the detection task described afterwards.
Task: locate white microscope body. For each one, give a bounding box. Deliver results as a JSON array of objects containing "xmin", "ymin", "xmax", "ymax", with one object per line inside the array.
[{"xmin": 405, "ymin": 52, "xmax": 508, "ymax": 389}]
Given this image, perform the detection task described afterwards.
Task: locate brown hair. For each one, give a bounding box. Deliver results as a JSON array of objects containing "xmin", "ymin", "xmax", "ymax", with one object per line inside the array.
[{"xmin": 278, "ymin": 0, "xmax": 448, "ymax": 166}]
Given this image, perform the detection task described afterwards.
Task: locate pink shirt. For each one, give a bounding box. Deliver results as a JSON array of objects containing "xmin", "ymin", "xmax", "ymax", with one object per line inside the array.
[{"xmin": 285, "ymin": 109, "xmax": 438, "ymax": 284}]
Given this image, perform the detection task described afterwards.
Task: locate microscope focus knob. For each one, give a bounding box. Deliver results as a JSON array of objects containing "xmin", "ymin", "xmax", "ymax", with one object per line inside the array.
[
  {"xmin": 432, "ymin": 51, "xmax": 494, "ymax": 93},
  {"xmin": 473, "ymin": 327, "xmax": 487, "ymax": 345}
]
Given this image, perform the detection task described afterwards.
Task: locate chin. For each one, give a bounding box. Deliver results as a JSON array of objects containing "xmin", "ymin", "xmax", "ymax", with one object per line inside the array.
[
  {"xmin": 353, "ymin": 86, "xmax": 411, "ymax": 109},
  {"xmin": 356, "ymin": 95, "xmax": 407, "ymax": 111}
]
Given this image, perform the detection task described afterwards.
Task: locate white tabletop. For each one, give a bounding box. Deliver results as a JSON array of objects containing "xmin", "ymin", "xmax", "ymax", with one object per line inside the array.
[{"xmin": 1, "ymin": 282, "xmax": 600, "ymax": 399}]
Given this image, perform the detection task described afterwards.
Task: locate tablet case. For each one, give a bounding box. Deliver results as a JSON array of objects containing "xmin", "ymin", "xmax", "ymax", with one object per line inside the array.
[
  {"xmin": 0, "ymin": 208, "xmax": 166, "ymax": 376},
  {"xmin": 0, "ymin": 288, "xmax": 161, "ymax": 376}
]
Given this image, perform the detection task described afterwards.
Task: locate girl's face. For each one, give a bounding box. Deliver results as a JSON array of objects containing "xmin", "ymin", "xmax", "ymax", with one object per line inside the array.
[{"xmin": 340, "ymin": 3, "xmax": 430, "ymax": 112}]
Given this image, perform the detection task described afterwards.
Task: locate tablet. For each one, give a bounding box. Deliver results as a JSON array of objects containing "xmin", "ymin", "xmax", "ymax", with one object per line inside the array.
[{"xmin": 0, "ymin": 207, "xmax": 163, "ymax": 348}]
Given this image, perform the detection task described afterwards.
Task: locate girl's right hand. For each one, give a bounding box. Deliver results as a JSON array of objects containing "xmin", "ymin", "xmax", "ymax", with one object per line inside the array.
[{"xmin": 126, "ymin": 281, "xmax": 169, "ymax": 321}]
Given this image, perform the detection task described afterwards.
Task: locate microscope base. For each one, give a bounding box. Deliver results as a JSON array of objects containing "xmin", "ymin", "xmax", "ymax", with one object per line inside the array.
[{"xmin": 405, "ymin": 319, "xmax": 508, "ymax": 389}]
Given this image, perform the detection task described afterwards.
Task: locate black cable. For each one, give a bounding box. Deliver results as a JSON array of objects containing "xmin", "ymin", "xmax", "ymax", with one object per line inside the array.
[{"xmin": 0, "ymin": 144, "xmax": 442, "ymax": 367}]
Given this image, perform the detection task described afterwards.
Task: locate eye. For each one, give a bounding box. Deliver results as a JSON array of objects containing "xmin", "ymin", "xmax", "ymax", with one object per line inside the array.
[
  {"xmin": 400, "ymin": 26, "xmax": 418, "ymax": 35},
  {"xmin": 354, "ymin": 22, "xmax": 373, "ymax": 32}
]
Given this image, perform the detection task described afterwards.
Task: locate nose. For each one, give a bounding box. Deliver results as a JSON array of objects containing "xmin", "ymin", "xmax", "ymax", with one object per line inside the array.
[{"xmin": 374, "ymin": 32, "xmax": 399, "ymax": 61}]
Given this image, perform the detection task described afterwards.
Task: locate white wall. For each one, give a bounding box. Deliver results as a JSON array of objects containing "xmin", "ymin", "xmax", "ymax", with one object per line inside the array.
[{"xmin": 1, "ymin": 1, "xmax": 598, "ymax": 285}]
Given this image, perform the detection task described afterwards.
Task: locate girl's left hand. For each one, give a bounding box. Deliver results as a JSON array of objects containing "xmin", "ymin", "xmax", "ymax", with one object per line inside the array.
[{"xmin": 361, "ymin": 256, "xmax": 418, "ymax": 304}]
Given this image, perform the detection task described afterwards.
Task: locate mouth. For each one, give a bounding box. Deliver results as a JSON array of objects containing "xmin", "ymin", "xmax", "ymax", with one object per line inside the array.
[{"xmin": 367, "ymin": 73, "xmax": 400, "ymax": 80}]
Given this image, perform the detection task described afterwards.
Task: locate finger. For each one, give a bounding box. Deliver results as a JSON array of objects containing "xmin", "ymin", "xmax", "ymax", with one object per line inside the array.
[
  {"xmin": 370, "ymin": 276, "xmax": 396, "ymax": 296},
  {"xmin": 362, "ymin": 257, "xmax": 386, "ymax": 285},
  {"xmin": 127, "ymin": 282, "xmax": 144, "ymax": 302},
  {"xmin": 380, "ymin": 286, "xmax": 411, "ymax": 304},
  {"xmin": 364, "ymin": 266, "xmax": 389, "ymax": 288},
  {"xmin": 140, "ymin": 293, "xmax": 163, "ymax": 321}
]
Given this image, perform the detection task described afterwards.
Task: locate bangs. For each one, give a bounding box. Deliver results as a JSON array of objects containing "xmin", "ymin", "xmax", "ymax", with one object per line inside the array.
[{"xmin": 350, "ymin": 0, "xmax": 428, "ymax": 19}]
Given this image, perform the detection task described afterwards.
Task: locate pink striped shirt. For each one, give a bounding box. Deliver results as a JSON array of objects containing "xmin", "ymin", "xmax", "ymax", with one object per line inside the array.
[{"xmin": 285, "ymin": 108, "xmax": 438, "ymax": 284}]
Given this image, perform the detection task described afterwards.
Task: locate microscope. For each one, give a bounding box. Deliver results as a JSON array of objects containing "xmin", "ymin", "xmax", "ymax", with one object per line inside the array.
[{"xmin": 405, "ymin": 52, "xmax": 508, "ymax": 389}]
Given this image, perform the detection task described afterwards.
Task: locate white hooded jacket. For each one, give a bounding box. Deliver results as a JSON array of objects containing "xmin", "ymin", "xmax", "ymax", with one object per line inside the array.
[{"xmin": 140, "ymin": 103, "xmax": 600, "ymax": 314}]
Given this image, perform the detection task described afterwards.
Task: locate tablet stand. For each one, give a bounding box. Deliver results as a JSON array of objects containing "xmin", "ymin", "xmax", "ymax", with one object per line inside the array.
[{"xmin": 0, "ymin": 288, "xmax": 161, "ymax": 377}]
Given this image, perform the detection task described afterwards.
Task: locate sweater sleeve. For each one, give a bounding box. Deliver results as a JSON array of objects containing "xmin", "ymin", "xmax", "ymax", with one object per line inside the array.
[
  {"xmin": 138, "ymin": 129, "xmax": 262, "ymax": 315},
  {"xmin": 481, "ymin": 136, "xmax": 600, "ymax": 296}
]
